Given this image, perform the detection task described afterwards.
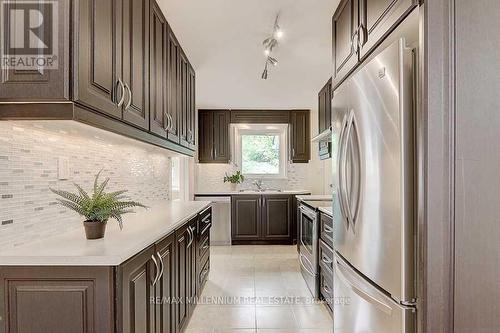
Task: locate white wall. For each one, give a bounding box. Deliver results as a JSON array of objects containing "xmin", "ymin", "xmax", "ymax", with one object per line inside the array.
[{"xmin": 0, "ymin": 121, "xmax": 173, "ymax": 249}]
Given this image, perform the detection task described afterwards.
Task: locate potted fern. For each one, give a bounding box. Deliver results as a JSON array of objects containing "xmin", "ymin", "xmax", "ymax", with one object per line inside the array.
[
  {"xmin": 50, "ymin": 171, "xmax": 147, "ymax": 240},
  {"xmin": 223, "ymin": 170, "xmax": 245, "ymax": 191}
]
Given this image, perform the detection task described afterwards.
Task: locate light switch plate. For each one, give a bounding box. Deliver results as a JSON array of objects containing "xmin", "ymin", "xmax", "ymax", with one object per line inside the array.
[{"xmin": 57, "ymin": 157, "xmax": 70, "ymax": 180}]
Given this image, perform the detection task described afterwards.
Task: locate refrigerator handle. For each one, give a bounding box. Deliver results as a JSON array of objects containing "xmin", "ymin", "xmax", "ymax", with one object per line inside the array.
[
  {"xmin": 335, "ymin": 255, "xmax": 394, "ymax": 315},
  {"xmin": 345, "ymin": 110, "xmax": 362, "ymax": 232},
  {"xmin": 337, "ymin": 113, "xmax": 350, "ymax": 230},
  {"xmin": 341, "ymin": 111, "xmax": 354, "ymax": 227}
]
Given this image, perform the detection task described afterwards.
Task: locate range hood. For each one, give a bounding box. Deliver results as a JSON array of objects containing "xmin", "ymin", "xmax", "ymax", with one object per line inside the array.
[{"xmin": 311, "ymin": 126, "xmax": 332, "ymax": 142}]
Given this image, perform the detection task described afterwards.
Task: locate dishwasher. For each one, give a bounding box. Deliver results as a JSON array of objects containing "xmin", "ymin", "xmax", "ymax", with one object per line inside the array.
[{"xmin": 194, "ymin": 195, "xmax": 231, "ymax": 245}]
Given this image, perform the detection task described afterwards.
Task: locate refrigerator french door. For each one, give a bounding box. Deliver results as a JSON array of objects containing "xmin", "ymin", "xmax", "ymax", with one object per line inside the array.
[{"xmin": 332, "ymin": 38, "xmax": 417, "ymax": 332}]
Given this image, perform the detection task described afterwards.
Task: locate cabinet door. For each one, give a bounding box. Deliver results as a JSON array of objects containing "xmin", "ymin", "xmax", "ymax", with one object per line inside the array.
[
  {"xmin": 187, "ymin": 65, "xmax": 197, "ymax": 150},
  {"xmin": 179, "ymin": 51, "xmax": 190, "ymax": 147},
  {"xmin": 167, "ymin": 29, "xmax": 180, "ymax": 143},
  {"xmin": 359, "ymin": 0, "xmax": 416, "ymax": 58},
  {"xmin": 174, "ymin": 223, "xmax": 192, "ymax": 332},
  {"xmin": 122, "ymin": 0, "xmax": 150, "ymax": 130},
  {"xmin": 189, "ymin": 219, "xmax": 198, "ymax": 306},
  {"xmin": 332, "ymin": 0, "xmax": 359, "ymax": 87},
  {"xmin": 318, "ymin": 86, "xmax": 326, "ymax": 133},
  {"xmin": 74, "ymin": 0, "xmax": 123, "ymax": 118},
  {"xmin": 231, "ymin": 195, "xmax": 261, "ymax": 241},
  {"xmin": 290, "ymin": 110, "xmax": 310, "ymax": 163},
  {"xmin": 0, "ymin": 0, "xmax": 70, "ymax": 101},
  {"xmin": 213, "ymin": 110, "xmax": 231, "ymax": 162},
  {"xmin": 149, "ymin": 1, "xmax": 168, "ymax": 137},
  {"xmin": 198, "ymin": 110, "xmax": 214, "ymax": 162},
  {"xmin": 119, "ymin": 245, "xmax": 155, "ymax": 333},
  {"xmin": 154, "ymin": 233, "xmax": 175, "ymax": 333},
  {"xmin": 262, "ymin": 195, "xmax": 292, "ymax": 240},
  {"xmin": 325, "ymin": 79, "xmax": 332, "ymax": 131}
]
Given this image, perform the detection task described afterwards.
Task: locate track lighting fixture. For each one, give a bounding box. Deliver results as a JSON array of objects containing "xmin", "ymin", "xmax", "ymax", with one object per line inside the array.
[{"xmin": 261, "ymin": 14, "xmax": 283, "ymax": 80}]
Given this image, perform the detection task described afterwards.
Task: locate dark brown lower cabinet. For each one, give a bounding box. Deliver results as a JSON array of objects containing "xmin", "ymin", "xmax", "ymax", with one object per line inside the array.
[
  {"xmin": 155, "ymin": 233, "xmax": 175, "ymax": 333},
  {"xmin": 0, "ymin": 208, "xmax": 212, "ymax": 333},
  {"xmin": 231, "ymin": 195, "xmax": 262, "ymax": 242},
  {"xmin": 0, "ymin": 266, "xmax": 114, "ymax": 333},
  {"xmin": 118, "ymin": 245, "xmax": 156, "ymax": 333},
  {"xmin": 261, "ymin": 195, "xmax": 292, "ymax": 240},
  {"xmin": 231, "ymin": 194, "xmax": 298, "ymax": 244}
]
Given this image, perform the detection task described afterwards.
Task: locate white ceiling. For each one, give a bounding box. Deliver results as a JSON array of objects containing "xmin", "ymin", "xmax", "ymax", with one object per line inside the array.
[{"xmin": 158, "ymin": 0, "xmax": 339, "ymax": 110}]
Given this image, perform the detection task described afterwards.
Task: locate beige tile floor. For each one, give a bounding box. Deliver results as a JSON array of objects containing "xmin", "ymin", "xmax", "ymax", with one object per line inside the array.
[{"xmin": 186, "ymin": 245, "xmax": 333, "ymax": 333}]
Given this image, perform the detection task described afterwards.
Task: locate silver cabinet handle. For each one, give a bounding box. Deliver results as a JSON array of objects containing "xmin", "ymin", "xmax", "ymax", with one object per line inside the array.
[
  {"xmin": 157, "ymin": 251, "xmax": 164, "ymax": 281},
  {"xmin": 187, "ymin": 227, "xmax": 194, "ymax": 248},
  {"xmin": 116, "ymin": 78, "xmax": 125, "ymax": 107},
  {"xmin": 323, "ymin": 284, "xmax": 332, "ymax": 295},
  {"xmin": 323, "ymin": 224, "xmax": 334, "ymax": 233},
  {"xmin": 124, "ymin": 83, "xmax": 132, "ymax": 110},
  {"xmin": 321, "ymin": 254, "xmax": 333, "ymax": 265},
  {"xmin": 351, "ymin": 27, "xmax": 360, "ymax": 53},
  {"xmin": 168, "ymin": 114, "xmax": 173, "ymax": 131},
  {"xmin": 151, "ymin": 254, "xmax": 160, "ymax": 285},
  {"xmin": 164, "ymin": 112, "xmax": 170, "ymax": 131},
  {"xmin": 201, "ymin": 223, "xmax": 211, "ymax": 236},
  {"xmin": 358, "ymin": 24, "xmax": 367, "ymax": 48}
]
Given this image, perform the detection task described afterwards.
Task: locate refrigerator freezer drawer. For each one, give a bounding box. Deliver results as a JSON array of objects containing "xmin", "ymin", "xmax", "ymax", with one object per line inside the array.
[{"xmin": 334, "ymin": 255, "xmax": 416, "ymax": 333}]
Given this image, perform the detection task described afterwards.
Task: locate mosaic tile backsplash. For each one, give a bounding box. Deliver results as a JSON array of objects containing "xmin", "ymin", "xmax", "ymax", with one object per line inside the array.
[
  {"xmin": 0, "ymin": 121, "xmax": 171, "ymax": 249},
  {"xmin": 195, "ymin": 162, "xmax": 316, "ymax": 193}
]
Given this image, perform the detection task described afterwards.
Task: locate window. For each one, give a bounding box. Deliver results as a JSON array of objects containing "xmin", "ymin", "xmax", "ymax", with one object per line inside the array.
[{"xmin": 233, "ymin": 124, "xmax": 288, "ymax": 179}]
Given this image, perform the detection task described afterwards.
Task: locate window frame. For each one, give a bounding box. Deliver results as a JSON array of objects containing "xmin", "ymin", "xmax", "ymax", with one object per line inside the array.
[{"xmin": 232, "ymin": 124, "xmax": 288, "ymax": 180}]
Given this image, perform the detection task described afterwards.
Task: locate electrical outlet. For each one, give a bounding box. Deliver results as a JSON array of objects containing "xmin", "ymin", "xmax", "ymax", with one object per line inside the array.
[{"xmin": 57, "ymin": 157, "xmax": 70, "ymax": 180}]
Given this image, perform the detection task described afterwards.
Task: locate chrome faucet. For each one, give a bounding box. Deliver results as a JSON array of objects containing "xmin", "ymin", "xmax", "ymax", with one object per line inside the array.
[{"xmin": 252, "ymin": 179, "xmax": 263, "ymax": 191}]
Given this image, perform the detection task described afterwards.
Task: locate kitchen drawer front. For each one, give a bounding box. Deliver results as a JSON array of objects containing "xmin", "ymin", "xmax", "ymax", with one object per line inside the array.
[
  {"xmin": 320, "ymin": 267, "xmax": 334, "ymax": 313},
  {"xmin": 198, "ymin": 256, "xmax": 210, "ymax": 288},
  {"xmin": 198, "ymin": 232, "xmax": 210, "ymax": 259},
  {"xmin": 320, "ymin": 213, "xmax": 333, "ymax": 248},
  {"xmin": 319, "ymin": 239, "xmax": 334, "ymax": 272},
  {"xmin": 198, "ymin": 207, "xmax": 212, "ymax": 238}
]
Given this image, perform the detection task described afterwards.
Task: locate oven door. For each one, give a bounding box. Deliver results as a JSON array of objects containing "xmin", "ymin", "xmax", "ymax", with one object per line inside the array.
[
  {"xmin": 299, "ymin": 205, "xmax": 319, "ymax": 297},
  {"xmin": 299, "ymin": 205, "xmax": 318, "ymax": 262}
]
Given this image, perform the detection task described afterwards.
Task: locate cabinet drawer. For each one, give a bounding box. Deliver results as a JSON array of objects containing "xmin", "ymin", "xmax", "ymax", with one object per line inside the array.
[
  {"xmin": 320, "ymin": 213, "xmax": 333, "ymax": 248},
  {"xmin": 198, "ymin": 207, "xmax": 212, "ymax": 237},
  {"xmin": 320, "ymin": 267, "xmax": 334, "ymax": 313},
  {"xmin": 319, "ymin": 239, "xmax": 334, "ymax": 272},
  {"xmin": 198, "ymin": 233, "xmax": 210, "ymax": 259},
  {"xmin": 198, "ymin": 257, "xmax": 210, "ymax": 287}
]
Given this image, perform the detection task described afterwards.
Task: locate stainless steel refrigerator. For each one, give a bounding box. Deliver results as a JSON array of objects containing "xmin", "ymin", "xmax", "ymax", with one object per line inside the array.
[{"xmin": 332, "ymin": 38, "xmax": 417, "ymax": 332}]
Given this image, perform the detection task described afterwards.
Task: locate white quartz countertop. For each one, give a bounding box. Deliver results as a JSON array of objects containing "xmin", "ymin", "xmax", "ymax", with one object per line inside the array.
[
  {"xmin": 319, "ymin": 206, "xmax": 333, "ymax": 216},
  {"xmin": 195, "ymin": 190, "xmax": 311, "ymax": 196},
  {"xmin": 0, "ymin": 200, "xmax": 211, "ymax": 266},
  {"xmin": 295, "ymin": 194, "xmax": 332, "ymax": 201}
]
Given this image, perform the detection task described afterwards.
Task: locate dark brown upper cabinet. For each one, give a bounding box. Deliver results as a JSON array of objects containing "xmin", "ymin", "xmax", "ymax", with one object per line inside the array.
[
  {"xmin": 0, "ymin": 0, "xmax": 196, "ymax": 157},
  {"xmin": 318, "ymin": 78, "xmax": 332, "ymax": 134},
  {"xmin": 74, "ymin": 0, "xmax": 123, "ymax": 119},
  {"xmin": 198, "ymin": 110, "xmax": 231, "ymax": 163},
  {"xmin": 149, "ymin": 0, "xmax": 168, "ymax": 138},
  {"xmin": 122, "ymin": 0, "xmax": 150, "ymax": 130},
  {"xmin": 332, "ymin": 0, "xmax": 417, "ymax": 88},
  {"xmin": 359, "ymin": 0, "xmax": 416, "ymax": 58},
  {"xmin": 290, "ymin": 110, "xmax": 311, "ymax": 163},
  {"xmin": 262, "ymin": 195, "xmax": 292, "ymax": 240},
  {"xmin": 167, "ymin": 28, "xmax": 180, "ymax": 143},
  {"xmin": 332, "ymin": 0, "xmax": 359, "ymax": 88},
  {"xmin": 179, "ymin": 51, "xmax": 190, "ymax": 148},
  {"xmin": 230, "ymin": 110, "xmax": 290, "ymax": 124},
  {"xmin": 0, "ymin": 0, "xmax": 71, "ymax": 101},
  {"xmin": 187, "ymin": 65, "xmax": 197, "ymax": 150}
]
